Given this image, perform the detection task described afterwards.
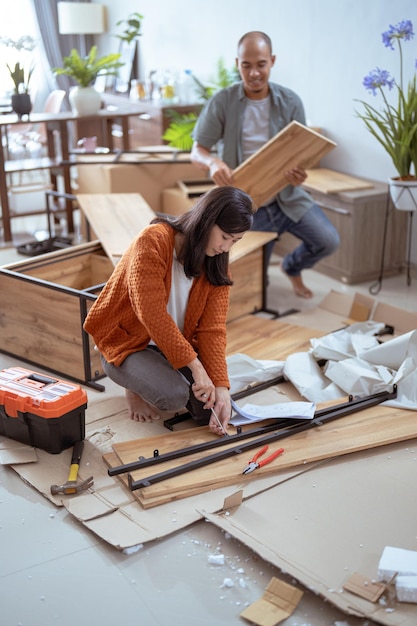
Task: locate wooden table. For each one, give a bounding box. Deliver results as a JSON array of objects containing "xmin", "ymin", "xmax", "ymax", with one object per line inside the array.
[{"xmin": 0, "ymin": 106, "xmax": 149, "ymax": 242}]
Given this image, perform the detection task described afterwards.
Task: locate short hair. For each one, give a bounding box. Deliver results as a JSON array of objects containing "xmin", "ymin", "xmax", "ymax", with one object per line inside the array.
[
  {"xmin": 153, "ymin": 186, "xmax": 255, "ymax": 285},
  {"xmin": 237, "ymin": 31, "xmax": 273, "ymax": 54}
]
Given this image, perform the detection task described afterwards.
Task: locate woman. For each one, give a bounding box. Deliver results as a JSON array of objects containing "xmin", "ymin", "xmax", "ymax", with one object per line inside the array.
[{"xmin": 83, "ymin": 186, "xmax": 254, "ymax": 436}]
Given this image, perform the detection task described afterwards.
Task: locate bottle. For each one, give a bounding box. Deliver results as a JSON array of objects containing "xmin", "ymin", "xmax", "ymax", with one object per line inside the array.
[{"xmin": 178, "ymin": 69, "xmax": 195, "ymax": 104}]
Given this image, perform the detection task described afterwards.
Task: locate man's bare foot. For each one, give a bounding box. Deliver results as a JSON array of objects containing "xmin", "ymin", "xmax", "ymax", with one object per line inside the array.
[
  {"xmin": 282, "ymin": 267, "xmax": 313, "ymax": 299},
  {"xmin": 126, "ymin": 390, "xmax": 161, "ymax": 422}
]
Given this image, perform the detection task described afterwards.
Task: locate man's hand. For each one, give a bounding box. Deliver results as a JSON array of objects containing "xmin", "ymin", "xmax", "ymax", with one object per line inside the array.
[
  {"xmin": 191, "ymin": 142, "xmax": 234, "ymax": 186},
  {"xmin": 285, "ymin": 167, "xmax": 308, "ymax": 186},
  {"xmin": 209, "ymin": 158, "xmax": 234, "ymax": 186}
]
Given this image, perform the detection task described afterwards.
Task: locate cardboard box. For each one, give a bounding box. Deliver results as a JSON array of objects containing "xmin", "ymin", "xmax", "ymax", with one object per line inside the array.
[
  {"xmin": 161, "ymin": 187, "xmax": 195, "ymax": 215},
  {"xmin": 74, "ymin": 150, "xmax": 200, "ymax": 213},
  {"xmin": 161, "ymin": 179, "xmax": 215, "ymax": 215},
  {"xmin": 0, "ymin": 366, "xmax": 87, "ymax": 454},
  {"xmin": 281, "ymin": 289, "xmax": 417, "ymax": 335}
]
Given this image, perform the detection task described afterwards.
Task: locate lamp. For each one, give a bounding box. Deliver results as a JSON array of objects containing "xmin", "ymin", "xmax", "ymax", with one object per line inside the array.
[{"xmin": 57, "ymin": 2, "xmax": 107, "ymax": 56}]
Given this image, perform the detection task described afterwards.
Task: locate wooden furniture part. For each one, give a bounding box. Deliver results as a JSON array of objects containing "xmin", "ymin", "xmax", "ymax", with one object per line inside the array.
[
  {"xmin": 0, "ymin": 241, "xmax": 112, "ymax": 390},
  {"xmin": 0, "ymin": 107, "xmax": 148, "ymax": 242},
  {"xmin": 76, "ymin": 192, "xmax": 278, "ymax": 321},
  {"xmin": 232, "ymin": 121, "xmax": 336, "ymax": 207},
  {"xmin": 74, "ymin": 150, "xmax": 201, "ymax": 214},
  {"xmin": 274, "ymin": 174, "xmax": 407, "ymax": 284},
  {"xmin": 0, "ymin": 193, "xmax": 276, "ymax": 388},
  {"xmin": 108, "ymin": 399, "xmax": 417, "ymax": 508}
]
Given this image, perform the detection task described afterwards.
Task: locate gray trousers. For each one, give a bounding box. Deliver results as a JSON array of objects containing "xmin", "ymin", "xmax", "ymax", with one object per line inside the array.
[{"xmin": 101, "ymin": 346, "xmax": 211, "ymax": 424}]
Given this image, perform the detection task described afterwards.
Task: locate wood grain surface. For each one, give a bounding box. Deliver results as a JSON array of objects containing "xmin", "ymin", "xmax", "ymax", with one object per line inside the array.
[
  {"xmin": 106, "ymin": 401, "xmax": 417, "ymax": 508},
  {"xmin": 232, "ymin": 121, "xmax": 337, "ymax": 207}
]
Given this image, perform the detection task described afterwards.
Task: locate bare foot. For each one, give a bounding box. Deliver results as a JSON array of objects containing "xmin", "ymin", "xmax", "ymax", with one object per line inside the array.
[
  {"xmin": 125, "ymin": 390, "xmax": 161, "ymax": 422},
  {"xmin": 282, "ymin": 267, "xmax": 313, "ymax": 299}
]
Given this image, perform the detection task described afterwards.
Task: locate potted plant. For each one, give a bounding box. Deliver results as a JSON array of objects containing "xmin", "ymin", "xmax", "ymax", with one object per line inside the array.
[
  {"xmin": 115, "ymin": 11, "xmax": 144, "ymax": 45},
  {"xmin": 162, "ymin": 58, "xmax": 240, "ymax": 150},
  {"xmin": 53, "ymin": 46, "xmax": 124, "ymax": 115},
  {"xmin": 355, "ymin": 19, "xmax": 417, "ymax": 210},
  {"xmin": 0, "ymin": 35, "xmax": 36, "ymax": 118}
]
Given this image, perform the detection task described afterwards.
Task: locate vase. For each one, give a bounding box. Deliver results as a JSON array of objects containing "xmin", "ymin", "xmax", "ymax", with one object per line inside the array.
[
  {"xmin": 388, "ymin": 177, "xmax": 417, "ymax": 211},
  {"xmin": 11, "ymin": 93, "xmax": 32, "ymax": 119},
  {"xmin": 69, "ymin": 86, "xmax": 102, "ymax": 116}
]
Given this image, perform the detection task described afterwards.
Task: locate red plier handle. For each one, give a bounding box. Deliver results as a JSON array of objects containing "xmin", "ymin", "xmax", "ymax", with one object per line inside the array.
[{"xmin": 242, "ymin": 445, "xmax": 284, "ymax": 474}]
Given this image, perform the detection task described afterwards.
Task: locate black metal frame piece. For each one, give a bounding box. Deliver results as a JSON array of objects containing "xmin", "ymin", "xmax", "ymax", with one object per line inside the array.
[{"xmin": 106, "ymin": 387, "xmax": 398, "ymax": 490}]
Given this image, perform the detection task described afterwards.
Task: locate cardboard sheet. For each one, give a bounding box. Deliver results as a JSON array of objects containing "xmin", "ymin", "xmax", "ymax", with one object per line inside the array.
[
  {"xmin": 5, "ymin": 293, "xmax": 417, "ymax": 625},
  {"xmin": 202, "ymin": 439, "xmax": 417, "ymax": 626}
]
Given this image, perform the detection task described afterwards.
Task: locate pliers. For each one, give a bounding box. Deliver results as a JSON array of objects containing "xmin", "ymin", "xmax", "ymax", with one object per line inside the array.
[{"xmin": 242, "ymin": 445, "xmax": 284, "ymax": 474}]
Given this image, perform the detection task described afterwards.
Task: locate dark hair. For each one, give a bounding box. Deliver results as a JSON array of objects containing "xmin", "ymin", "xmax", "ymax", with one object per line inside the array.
[
  {"xmin": 237, "ymin": 31, "xmax": 273, "ymax": 54},
  {"xmin": 152, "ymin": 186, "xmax": 254, "ymax": 286}
]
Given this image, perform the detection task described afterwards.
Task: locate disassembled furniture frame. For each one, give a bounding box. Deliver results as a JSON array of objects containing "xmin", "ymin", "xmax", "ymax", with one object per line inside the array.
[{"xmin": 107, "ymin": 387, "xmax": 397, "ymax": 491}]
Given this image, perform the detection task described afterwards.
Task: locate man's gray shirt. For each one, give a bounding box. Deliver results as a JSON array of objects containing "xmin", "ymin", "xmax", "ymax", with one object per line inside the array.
[{"xmin": 193, "ymin": 82, "xmax": 314, "ymax": 221}]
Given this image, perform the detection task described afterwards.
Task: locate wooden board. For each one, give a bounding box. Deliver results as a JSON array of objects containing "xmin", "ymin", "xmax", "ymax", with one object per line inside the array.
[
  {"xmin": 303, "ymin": 168, "xmax": 374, "ymax": 194},
  {"xmin": 76, "ymin": 193, "xmax": 156, "ymax": 265},
  {"xmin": 232, "ymin": 121, "xmax": 337, "ymax": 207},
  {"xmin": 226, "ymin": 315, "xmax": 323, "ymax": 360},
  {"xmin": 106, "ymin": 402, "xmax": 417, "ymax": 508}
]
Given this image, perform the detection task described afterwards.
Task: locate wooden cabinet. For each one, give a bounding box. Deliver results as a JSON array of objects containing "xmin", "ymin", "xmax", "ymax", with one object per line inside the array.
[{"xmin": 274, "ymin": 178, "xmax": 407, "ymax": 284}]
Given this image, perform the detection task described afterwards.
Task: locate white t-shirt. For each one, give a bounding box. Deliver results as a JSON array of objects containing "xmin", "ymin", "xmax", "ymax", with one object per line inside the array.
[
  {"xmin": 241, "ymin": 96, "xmax": 270, "ymax": 161},
  {"xmin": 149, "ymin": 251, "xmax": 193, "ymax": 347}
]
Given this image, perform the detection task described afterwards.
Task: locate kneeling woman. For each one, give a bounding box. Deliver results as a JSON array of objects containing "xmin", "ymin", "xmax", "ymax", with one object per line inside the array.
[{"xmin": 83, "ymin": 186, "xmax": 254, "ymax": 436}]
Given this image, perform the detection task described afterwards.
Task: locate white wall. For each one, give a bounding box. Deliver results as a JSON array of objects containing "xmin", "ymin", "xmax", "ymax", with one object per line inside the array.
[{"xmin": 99, "ymin": 0, "xmax": 417, "ymax": 261}]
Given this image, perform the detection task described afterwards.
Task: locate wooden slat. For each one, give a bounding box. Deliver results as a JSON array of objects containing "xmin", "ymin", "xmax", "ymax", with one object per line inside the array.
[
  {"xmin": 107, "ymin": 402, "xmax": 417, "ymax": 508},
  {"xmin": 76, "ymin": 193, "xmax": 156, "ymax": 265},
  {"xmin": 232, "ymin": 121, "xmax": 336, "ymax": 207},
  {"xmin": 303, "ymin": 168, "xmax": 374, "ymax": 194}
]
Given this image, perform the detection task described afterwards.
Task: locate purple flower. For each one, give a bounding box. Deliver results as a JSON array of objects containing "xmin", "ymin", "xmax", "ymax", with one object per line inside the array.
[
  {"xmin": 382, "ymin": 19, "xmax": 414, "ymax": 49},
  {"xmin": 363, "ymin": 68, "xmax": 395, "ymax": 95}
]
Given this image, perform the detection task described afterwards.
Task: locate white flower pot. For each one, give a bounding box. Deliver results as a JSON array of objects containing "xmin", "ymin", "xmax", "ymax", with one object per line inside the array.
[
  {"xmin": 69, "ymin": 86, "xmax": 102, "ymax": 116},
  {"xmin": 388, "ymin": 177, "xmax": 417, "ymax": 211}
]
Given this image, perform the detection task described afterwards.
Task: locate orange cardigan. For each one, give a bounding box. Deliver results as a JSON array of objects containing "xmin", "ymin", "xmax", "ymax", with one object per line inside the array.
[{"xmin": 83, "ymin": 222, "xmax": 230, "ymax": 388}]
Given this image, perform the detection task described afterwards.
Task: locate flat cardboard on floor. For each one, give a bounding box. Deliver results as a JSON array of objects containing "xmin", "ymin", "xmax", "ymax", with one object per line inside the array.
[
  {"xmin": 3, "ymin": 292, "xmax": 417, "ymax": 625},
  {"xmin": 282, "ymin": 289, "xmax": 417, "ymax": 335},
  {"xmin": 240, "ymin": 577, "xmax": 303, "ymax": 625}
]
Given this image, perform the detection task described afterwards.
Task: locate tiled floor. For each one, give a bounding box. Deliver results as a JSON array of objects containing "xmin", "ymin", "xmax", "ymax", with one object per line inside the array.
[{"xmin": 0, "ymin": 217, "xmax": 415, "ymax": 625}]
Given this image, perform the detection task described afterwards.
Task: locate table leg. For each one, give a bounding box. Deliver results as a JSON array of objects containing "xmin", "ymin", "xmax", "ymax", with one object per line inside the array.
[{"xmin": 0, "ymin": 126, "xmax": 12, "ymax": 242}]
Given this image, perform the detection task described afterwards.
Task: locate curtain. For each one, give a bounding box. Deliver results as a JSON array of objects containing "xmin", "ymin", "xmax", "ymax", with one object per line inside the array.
[{"xmin": 32, "ymin": 0, "xmax": 94, "ymax": 110}]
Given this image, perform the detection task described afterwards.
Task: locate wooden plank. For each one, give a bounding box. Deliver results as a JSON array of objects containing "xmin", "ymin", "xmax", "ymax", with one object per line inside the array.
[
  {"xmin": 226, "ymin": 316, "xmax": 323, "ymax": 360},
  {"xmin": 303, "ymin": 168, "xmax": 374, "ymax": 194},
  {"xmin": 232, "ymin": 121, "xmax": 337, "ymax": 207},
  {"xmin": 107, "ymin": 402, "xmax": 417, "ymax": 508},
  {"xmin": 76, "ymin": 193, "xmax": 156, "ymax": 265}
]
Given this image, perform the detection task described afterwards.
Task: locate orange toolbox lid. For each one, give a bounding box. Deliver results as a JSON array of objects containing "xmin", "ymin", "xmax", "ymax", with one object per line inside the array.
[{"xmin": 0, "ymin": 367, "xmax": 88, "ymax": 419}]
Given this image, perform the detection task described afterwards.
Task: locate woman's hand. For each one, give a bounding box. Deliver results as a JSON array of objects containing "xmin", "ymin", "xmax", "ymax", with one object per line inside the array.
[
  {"xmin": 189, "ymin": 358, "xmax": 215, "ymax": 404},
  {"xmin": 208, "ymin": 386, "xmax": 231, "ymax": 436}
]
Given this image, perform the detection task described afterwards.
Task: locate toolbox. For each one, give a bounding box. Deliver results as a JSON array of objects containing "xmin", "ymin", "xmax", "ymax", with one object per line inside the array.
[{"xmin": 0, "ymin": 367, "xmax": 87, "ymax": 454}]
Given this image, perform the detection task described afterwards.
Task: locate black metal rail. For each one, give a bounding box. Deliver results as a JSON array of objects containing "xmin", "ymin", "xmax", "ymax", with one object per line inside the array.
[{"xmin": 106, "ymin": 387, "xmax": 397, "ymax": 490}]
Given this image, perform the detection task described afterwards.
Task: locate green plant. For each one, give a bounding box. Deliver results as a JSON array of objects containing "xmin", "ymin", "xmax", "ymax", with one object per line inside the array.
[
  {"xmin": 53, "ymin": 46, "xmax": 124, "ymax": 87},
  {"xmin": 116, "ymin": 12, "xmax": 144, "ymax": 44},
  {"xmin": 0, "ymin": 35, "xmax": 36, "ymax": 94},
  {"xmin": 162, "ymin": 58, "xmax": 240, "ymax": 150},
  {"xmin": 355, "ymin": 19, "xmax": 417, "ymax": 179}
]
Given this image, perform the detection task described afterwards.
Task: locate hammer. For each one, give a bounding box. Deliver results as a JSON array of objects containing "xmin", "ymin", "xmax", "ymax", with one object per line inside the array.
[{"xmin": 50, "ymin": 440, "xmax": 94, "ymax": 495}]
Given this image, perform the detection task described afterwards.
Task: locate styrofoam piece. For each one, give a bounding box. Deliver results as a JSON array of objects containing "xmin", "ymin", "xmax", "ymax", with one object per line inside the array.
[
  {"xmin": 396, "ymin": 575, "xmax": 417, "ymax": 603},
  {"xmin": 378, "ymin": 546, "xmax": 417, "ymax": 581}
]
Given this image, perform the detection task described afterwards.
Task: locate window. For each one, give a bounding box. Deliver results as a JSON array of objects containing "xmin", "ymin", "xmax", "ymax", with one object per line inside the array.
[{"xmin": 0, "ymin": 0, "xmax": 49, "ymax": 107}]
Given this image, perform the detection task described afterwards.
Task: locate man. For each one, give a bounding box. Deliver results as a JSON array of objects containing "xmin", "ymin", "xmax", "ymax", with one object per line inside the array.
[{"xmin": 191, "ymin": 31, "xmax": 340, "ymax": 298}]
